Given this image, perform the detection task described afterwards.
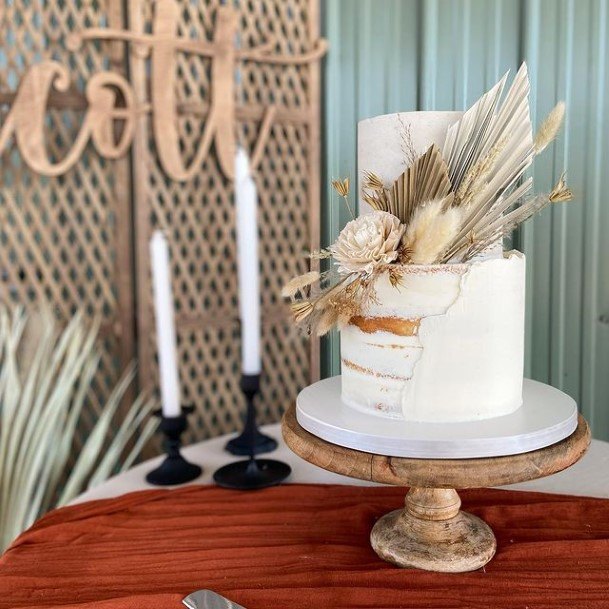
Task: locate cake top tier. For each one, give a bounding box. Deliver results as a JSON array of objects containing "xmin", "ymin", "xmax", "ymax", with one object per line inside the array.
[
  {"xmin": 358, "ymin": 111, "xmax": 462, "ymax": 211},
  {"xmin": 282, "ymin": 64, "xmax": 573, "ymax": 337}
]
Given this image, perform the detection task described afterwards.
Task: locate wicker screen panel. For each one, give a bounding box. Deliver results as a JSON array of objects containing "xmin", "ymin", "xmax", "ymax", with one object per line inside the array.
[
  {"xmin": 0, "ymin": 1, "xmax": 134, "ymax": 432},
  {"xmin": 131, "ymin": 0, "xmax": 321, "ymax": 442}
]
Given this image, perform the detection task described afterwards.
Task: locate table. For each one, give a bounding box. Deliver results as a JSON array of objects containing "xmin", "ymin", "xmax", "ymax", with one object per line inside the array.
[
  {"xmin": 74, "ymin": 422, "xmax": 609, "ymax": 504},
  {"xmin": 6, "ymin": 484, "xmax": 609, "ymax": 609}
]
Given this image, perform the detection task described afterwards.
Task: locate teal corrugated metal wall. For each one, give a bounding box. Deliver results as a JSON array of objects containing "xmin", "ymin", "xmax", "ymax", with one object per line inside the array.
[{"xmin": 322, "ymin": 0, "xmax": 609, "ymax": 439}]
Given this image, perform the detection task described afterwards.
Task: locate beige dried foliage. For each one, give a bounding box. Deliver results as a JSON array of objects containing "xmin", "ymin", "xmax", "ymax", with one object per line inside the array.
[
  {"xmin": 387, "ymin": 144, "xmax": 452, "ymax": 224},
  {"xmin": 331, "ymin": 177, "xmax": 355, "ymax": 219},
  {"xmin": 290, "ymin": 300, "xmax": 314, "ymax": 323},
  {"xmin": 398, "ymin": 115, "xmax": 418, "ymax": 167},
  {"xmin": 315, "ymin": 307, "xmax": 339, "ymax": 336},
  {"xmin": 331, "ymin": 177, "xmax": 350, "ymax": 198},
  {"xmin": 309, "ymin": 249, "xmax": 332, "ymax": 259},
  {"xmin": 534, "ymin": 101, "xmax": 565, "ymax": 154},
  {"xmin": 403, "ymin": 197, "xmax": 464, "ymax": 264},
  {"xmin": 361, "ymin": 170, "xmax": 385, "ymax": 191},
  {"xmin": 454, "ymin": 136, "xmax": 508, "ymax": 207},
  {"xmin": 281, "ymin": 271, "xmax": 320, "ymax": 298},
  {"xmin": 549, "ymin": 172, "xmax": 573, "ymax": 202}
]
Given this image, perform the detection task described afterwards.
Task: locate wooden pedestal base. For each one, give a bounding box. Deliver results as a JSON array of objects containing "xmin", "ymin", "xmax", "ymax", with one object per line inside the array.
[
  {"xmin": 370, "ymin": 488, "xmax": 496, "ymax": 572},
  {"xmin": 282, "ymin": 403, "xmax": 590, "ymax": 573}
]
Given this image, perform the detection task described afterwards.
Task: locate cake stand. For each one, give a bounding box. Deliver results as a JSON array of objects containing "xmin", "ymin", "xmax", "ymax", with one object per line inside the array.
[{"xmin": 281, "ymin": 392, "xmax": 590, "ymax": 573}]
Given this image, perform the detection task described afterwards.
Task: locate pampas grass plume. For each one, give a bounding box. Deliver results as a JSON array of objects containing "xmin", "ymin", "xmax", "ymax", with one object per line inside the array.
[{"xmin": 404, "ymin": 197, "xmax": 463, "ymax": 264}]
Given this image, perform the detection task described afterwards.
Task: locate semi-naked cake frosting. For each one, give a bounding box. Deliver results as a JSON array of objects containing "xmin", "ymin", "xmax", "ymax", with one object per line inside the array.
[
  {"xmin": 340, "ymin": 252, "xmax": 525, "ymax": 422},
  {"xmin": 339, "ymin": 110, "xmax": 526, "ymax": 422}
]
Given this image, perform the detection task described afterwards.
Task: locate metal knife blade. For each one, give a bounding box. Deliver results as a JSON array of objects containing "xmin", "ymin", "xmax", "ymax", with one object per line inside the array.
[{"xmin": 183, "ymin": 589, "xmax": 247, "ymax": 609}]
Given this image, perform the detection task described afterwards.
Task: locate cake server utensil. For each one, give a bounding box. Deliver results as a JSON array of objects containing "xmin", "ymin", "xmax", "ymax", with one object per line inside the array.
[{"xmin": 183, "ymin": 589, "xmax": 247, "ymax": 609}]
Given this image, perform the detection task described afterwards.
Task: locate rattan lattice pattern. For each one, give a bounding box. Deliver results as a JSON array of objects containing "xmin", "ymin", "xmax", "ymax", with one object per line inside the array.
[{"xmin": 0, "ymin": 0, "xmax": 321, "ymax": 448}]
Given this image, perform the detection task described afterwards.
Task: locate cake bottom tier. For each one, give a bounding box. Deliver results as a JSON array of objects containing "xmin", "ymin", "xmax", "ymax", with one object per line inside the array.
[{"xmin": 339, "ymin": 252, "xmax": 526, "ymax": 422}]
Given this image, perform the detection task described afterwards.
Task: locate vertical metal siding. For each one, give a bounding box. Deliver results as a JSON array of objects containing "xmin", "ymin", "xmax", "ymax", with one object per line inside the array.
[{"xmin": 322, "ymin": 0, "xmax": 609, "ymax": 439}]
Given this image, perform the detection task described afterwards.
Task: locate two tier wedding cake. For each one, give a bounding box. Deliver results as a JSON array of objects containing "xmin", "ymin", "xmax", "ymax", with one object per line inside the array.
[{"xmin": 284, "ymin": 64, "xmax": 571, "ymax": 425}]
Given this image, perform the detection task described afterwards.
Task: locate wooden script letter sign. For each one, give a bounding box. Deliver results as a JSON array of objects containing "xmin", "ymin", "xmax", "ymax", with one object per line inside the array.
[{"xmin": 0, "ymin": 0, "xmax": 326, "ymax": 181}]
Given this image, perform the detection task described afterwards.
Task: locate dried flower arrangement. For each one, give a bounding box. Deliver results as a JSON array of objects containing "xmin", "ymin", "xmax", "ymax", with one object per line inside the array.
[{"xmin": 283, "ymin": 64, "xmax": 573, "ymax": 335}]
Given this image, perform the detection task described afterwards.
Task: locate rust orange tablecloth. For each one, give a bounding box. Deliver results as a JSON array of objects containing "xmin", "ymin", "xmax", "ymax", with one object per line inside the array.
[{"xmin": 2, "ymin": 484, "xmax": 609, "ymax": 609}]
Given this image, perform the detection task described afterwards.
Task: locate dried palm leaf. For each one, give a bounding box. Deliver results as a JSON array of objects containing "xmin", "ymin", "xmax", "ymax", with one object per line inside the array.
[
  {"xmin": 441, "ymin": 64, "xmax": 535, "ymax": 261},
  {"xmin": 386, "ymin": 144, "xmax": 452, "ymax": 224},
  {"xmin": 443, "ymin": 72, "xmax": 508, "ymax": 189},
  {"xmin": 460, "ymin": 174, "xmax": 573, "ymax": 261}
]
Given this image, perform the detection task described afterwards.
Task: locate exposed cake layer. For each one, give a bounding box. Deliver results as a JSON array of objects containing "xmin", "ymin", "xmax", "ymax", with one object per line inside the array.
[{"xmin": 340, "ymin": 252, "xmax": 526, "ymax": 422}]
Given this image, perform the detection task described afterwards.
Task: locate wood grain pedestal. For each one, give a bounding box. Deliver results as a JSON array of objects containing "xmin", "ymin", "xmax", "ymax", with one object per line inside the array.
[{"xmin": 282, "ymin": 405, "xmax": 590, "ymax": 573}]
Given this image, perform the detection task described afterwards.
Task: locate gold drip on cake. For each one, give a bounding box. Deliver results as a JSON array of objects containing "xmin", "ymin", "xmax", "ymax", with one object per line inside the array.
[{"xmin": 349, "ymin": 315, "xmax": 420, "ymax": 336}]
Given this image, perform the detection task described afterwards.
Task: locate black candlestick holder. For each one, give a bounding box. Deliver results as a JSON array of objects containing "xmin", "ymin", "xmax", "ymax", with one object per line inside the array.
[
  {"xmin": 146, "ymin": 405, "xmax": 203, "ymax": 486},
  {"xmin": 214, "ymin": 374, "xmax": 291, "ymax": 490},
  {"xmin": 225, "ymin": 375, "xmax": 278, "ymax": 456}
]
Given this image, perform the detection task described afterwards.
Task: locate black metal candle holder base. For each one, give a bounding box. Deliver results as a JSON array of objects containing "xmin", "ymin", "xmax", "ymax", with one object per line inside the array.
[
  {"xmin": 146, "ymin": 406, "xmax": 203, "ymax": 486},
  {"xmin": 214, "ymin": 374, "xmax": 291, "ymax": 490},
  {"xmin": 225, "ymin": 429, "xmax": 277, "ymax": 456},
  {"xmin": 213, "ymin": 458, "xmax": 291, "ymax": 490}
]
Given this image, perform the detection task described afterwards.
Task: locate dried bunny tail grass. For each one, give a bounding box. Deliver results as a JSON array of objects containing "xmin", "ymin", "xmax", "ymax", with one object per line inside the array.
[
  {"xmin": 290, "ymin": 301, "xmax": 314, "ymax": 323},
  {"xmin": 534, "ymin": 101, "xmax": 565, "ymax": 154},
  {"xmin": 281, "ymin": 271, "xmax": 320, "ymax": 298},
  {"xmin": 315, "ymin": 307, "xmax": 339, "ymax": 336},
  {"xmin": 403, "ymin": 197, "xmax": 464, "ymax": 265},
  {"xmin": 549, "ymin": 172, "xmax": 573, "ymax": 202}
]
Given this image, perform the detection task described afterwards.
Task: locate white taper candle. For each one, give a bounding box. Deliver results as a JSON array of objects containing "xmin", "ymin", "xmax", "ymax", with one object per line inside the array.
[
  {"xmin": 150, "ymin": 230, "xmax": 181, "ymax": 417},
  {"xmin": 235, "ymin": 147, "xmax": 262, "ymax": 375}
]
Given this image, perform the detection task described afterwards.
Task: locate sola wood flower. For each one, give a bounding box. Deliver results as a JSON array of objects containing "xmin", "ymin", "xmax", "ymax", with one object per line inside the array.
[{"xmin": 330, "ymin": 211, "xmax": 404, "ymax": 275}]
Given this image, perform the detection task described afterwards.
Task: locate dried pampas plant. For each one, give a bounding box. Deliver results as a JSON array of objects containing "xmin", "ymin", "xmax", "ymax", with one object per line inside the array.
[
  {"xmin": 534, "ymin": 102, "xmax": 566, "ymax": 154},
  {"xmin": 402, "ymin": 196, "xmax": 463, "ymax": 264},
  {"xmin": 0, "ymin": 307, "xmax": 157, "ymax": 552}
]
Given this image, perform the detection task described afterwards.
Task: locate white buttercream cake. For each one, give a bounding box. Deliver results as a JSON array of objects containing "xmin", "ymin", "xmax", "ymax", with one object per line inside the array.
[
  {"xmin": 340, "ymin": 252, "xmax": 525, "ymax": 422},
  {"xmin": 339, "ymin": 111, "xmax": 527, "ymax": 422}
]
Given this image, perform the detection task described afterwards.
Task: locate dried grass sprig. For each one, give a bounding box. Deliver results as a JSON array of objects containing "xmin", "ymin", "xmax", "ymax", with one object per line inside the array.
[
  {"xmin": 331, "ymin": 177, "xmax": 350, "ymax": 198},
  {"xmin": 534, "ymin": 102, "xmax": 565, "ymax": 154},
  {"xmin": 398, "ymin": 114, "xmax": 418, "ymax": 167},
  {"xmin": 459, "ymin": 173, "xmax": 574, "ymax": 261},
  {"xmin": 453, "ymin": 136, "xmax": 508, "ymax": 208},
  {"xmin": 361, "ymin": 170, "xmax": 385, "ymax": 191},
  {"xmin": 331, "ymin": 177, "xmax": 355, "ymax": 219},
  {"xmin": 548, "ymin": 172, "xmax": 573, "ymax": 202},
  {"xmin": 290, "ymin": 300, "xmax": 315, "ymax": 323}
]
